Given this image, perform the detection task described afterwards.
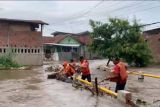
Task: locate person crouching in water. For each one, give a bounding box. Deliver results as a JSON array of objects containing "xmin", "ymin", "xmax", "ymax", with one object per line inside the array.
[
  {"xmin": 79, "ymin": 56, "xmax": 91, "ymax": 82},
  {"xmin": 69, "ymin": 59, "xmax": 76, "ymax": 69},
  {"xmin": 107, "ymin": 58, "xmax": 128, "ymax": 92},
  {"xmin": 56, "ymin": 61, "xmax": 75, "ymax": 82},
  {"xmin": 62, "ymin": 61, "xmax": 75, "ymax": 78}
]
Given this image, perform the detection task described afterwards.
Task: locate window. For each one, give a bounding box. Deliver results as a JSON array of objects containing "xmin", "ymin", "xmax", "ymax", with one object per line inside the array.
[
  {"xmin": 38, "ymin": 49, "xmax": 40, "ymax": 53},
  {"xmin": 21, "ymin": 49, "xmax": 23, "ymax": 53},
  {"xmin": 4, "ymin": 48, "xmax": 6, "ymax": 53},
  {"xmin": 73, "ymin": 48, "xmax": 77, "ymax": 52},
  {"xmin": 0, "ymin": 48, "xmax": 2, "ymax": 53},
  {"xmin": 31, "ymin": 26, "xmax": 36, "ymax": 31},
  {"xmin": 32, "ymin": 49, "xmax": 34, "ymax": 53},
  {"xmin": 25, "ymin": 49, "xmax": 27, "ymax": 53},
  {"xmin": 35, "ymin": 49, "xmax": 37, "ymax": 53},
  {"xmin": 28, "ymin": 49, "xmax": 30, "ymax": 53},
  {"xmin": 15, "ymin": 49, "xmax": 17, "ymax": 53},
  {"xmin": 18, "ymin": 49, "xmax": 20, "ymax": 53}
]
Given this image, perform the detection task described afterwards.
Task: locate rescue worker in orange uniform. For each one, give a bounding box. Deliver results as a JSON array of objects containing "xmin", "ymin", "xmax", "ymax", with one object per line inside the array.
[
  {"xmin": 79, "ymin": 56, "xmax": 91, "ymax": 82},
  {"xmin": 62, "ymin": 61, "xmax": 75, "ymax": 78},
  {"xmin": 107, "ymin": 58, "xmax": 128, "ymax": 92},
  {"xmin": 70, "ymin": 59, "xmax": 76, "ymax": 69}
]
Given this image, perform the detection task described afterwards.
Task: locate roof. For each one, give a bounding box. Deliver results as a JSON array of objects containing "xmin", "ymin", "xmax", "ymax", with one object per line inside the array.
[
  {"xmin": 51, "ymin": 31, "xmax": 90, "ymax": 36},
  {"xmin": 43, "ymin": 33, "xmax": 91, "ymax": 46},
  {"xmin": 143, "ymin": 28, "xmax": 160, "ymax": 35},
  {"xmin": 47, "ymin": 31, "xmax": 91, "ymax": 45},
  {"xmin": 0, "ymin": 31, "xmax": 42, "ymax": 47},
  {"xmin": 43, "ymin": 35, "xmax": 66, "ymax": 44},
  {"xmin": 0, "ymin": 18, "xmax": 48, "ymax": 25},
  {"xmin": 76, "ymin": 31, "xmax": 90, "ymax": 36},
  {"xmin": 74, "ymin": 35, "xmax": 91, "ymax": 45},
  {"xmin": 44, "ymin": 43, "xmax": 80, "ymax": 47},
  {"xmin": 43, "ymin": 36, "xmax": 55, "ymax": 43},
  {"xmin": 51, "ymin": 31, "xmax": 75, "ymax": 36}
]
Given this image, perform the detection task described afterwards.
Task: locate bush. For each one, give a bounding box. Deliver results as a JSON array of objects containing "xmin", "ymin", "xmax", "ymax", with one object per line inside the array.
[{"xmin": 0, "ymin": 53, "xmax": 21, "ymax": 69}]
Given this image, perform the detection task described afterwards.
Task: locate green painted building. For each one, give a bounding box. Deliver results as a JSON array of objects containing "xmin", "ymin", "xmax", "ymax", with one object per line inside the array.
[{"xmin": 44, "ymin": 35, "xmax": 89, "ymax": 61}]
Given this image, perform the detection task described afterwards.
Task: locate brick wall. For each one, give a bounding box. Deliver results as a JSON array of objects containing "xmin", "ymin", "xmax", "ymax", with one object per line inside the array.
[
  {"xmin": 144, "ymin": 34, "xmax": 160, "ymax": 62},
  {"xmin": 0, "ymin": 21, "xmax": 31, "ymax": 32},
  {"xmin": 0, "ymin": 21, "xmax": 43, "ymax": 65},
  {"xmin": 0, "ymin": 31, "xmax": 42, "ymax": 47},
  {"xmin": 10, "ymin": 23, "xmax": 31, "ymax": 31}
]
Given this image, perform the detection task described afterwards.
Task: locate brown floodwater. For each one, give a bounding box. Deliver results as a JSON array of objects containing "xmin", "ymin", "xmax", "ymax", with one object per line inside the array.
[
  {"xmin": 0, "ymin": 61, "xmax": 127, "ymax": 107},
  {"xmin": 0, "ymin": 60, "xmax": 159, "ymax": 107}
]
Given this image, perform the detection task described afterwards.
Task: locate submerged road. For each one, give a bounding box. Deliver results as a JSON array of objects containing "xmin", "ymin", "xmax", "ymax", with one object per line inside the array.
[
  {"xmin": 0, "ymin": 60, "xmax": 125, "ymax": 107},
  {"xmin": 1, "ymin": 59, "xmax": 159, "ymax": 107}
]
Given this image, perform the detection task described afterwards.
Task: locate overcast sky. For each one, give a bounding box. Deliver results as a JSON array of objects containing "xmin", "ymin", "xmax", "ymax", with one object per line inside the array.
[{"xmin": 0, "ymin": 1, "xmax": 160, "ymax": 36}]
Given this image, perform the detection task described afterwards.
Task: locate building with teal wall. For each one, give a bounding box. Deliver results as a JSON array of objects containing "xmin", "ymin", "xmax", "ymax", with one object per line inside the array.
[{"xmin": 43, "ymin": 33, "xmax": 93, "ymax": 61}]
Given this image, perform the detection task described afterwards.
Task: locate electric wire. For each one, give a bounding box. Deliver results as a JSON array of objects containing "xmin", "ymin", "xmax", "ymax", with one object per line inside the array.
[{"xmin": 45, "ymin": 2, "xmax": 160, "ymax": 33}]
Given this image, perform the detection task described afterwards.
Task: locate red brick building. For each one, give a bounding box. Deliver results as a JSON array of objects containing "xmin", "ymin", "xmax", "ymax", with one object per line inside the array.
[
  {"xmin": 143, "ymin": 28, "xmax": 160, "ymax": 63},
  {"xmin": 0, "ymin": 18, "xmax": 48, "ymax": 65}
]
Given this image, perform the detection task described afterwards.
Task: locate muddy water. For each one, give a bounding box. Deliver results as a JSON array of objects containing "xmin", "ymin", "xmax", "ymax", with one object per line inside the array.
[
  {"xmin": 1, "ymin": 60, "xmax": 160, "ymax": 107},
  {"xmin": 0, "ymin": 61, "xmax": 127, "ymax": 107},
  {"xmin": 90, "ymin": 60, "xmax": 160, "ymax": 107},
  {"xmin": 127, "ymin": 67, "xmax": 160, "ymax": 107},
  {"xmin": 0, "ymin": 67, "xmax": 54, "ymax": 107}
]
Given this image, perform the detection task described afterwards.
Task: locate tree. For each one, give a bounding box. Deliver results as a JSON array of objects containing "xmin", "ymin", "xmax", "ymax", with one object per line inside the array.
[{"xmin": 89, "ymin": 18, "xmax": 152, "ymax": 67}]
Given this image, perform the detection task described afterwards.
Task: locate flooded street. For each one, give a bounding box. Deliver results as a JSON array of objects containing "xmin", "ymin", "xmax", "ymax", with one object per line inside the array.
[
  {"xmin": 0, "ymin": 1, "xmax": 160, "ymax": 107},
  {"xmin": 0, "ymin": 67, "xmax": 54, "ymax": 107},
  {"xmin": 0, "ymin": 60, "xmax": 124, "ymax": 107},
  {"xmin": 0, "ymin": 59, "xmax": 160, "ymax": 107}
]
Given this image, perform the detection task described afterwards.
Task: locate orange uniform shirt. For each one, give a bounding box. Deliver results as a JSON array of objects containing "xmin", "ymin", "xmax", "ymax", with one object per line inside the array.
[
  {"xmin": 113, "ymin": 62, "xmax": 128, "ymax": 84},
  {"xmin": 80, "ymin": 60, "xmax": 90, "ymax": 75},
  {"xmin": 63, "ymin": 64, "xmax": 75, "ymax": 77}
]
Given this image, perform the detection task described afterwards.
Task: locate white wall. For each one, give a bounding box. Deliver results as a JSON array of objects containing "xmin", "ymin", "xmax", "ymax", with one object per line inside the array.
[
  {"xmin": 14, "ymin": 53, "xmax": 43, "ymax": 65},
  {"xmin": 0, "ymin": 47, "xmax": 43, "ymax": 66}
]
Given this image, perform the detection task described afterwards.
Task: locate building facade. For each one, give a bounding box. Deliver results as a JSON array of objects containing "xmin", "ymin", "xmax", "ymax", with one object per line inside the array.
[
  {"xmin": 43, "ymin": 31, "xmax": 98, "ymax": 61},
  {"xmin": 0, "ymin": 18, "xmax": 48, "ymax": 65},
  {"xmin": 143, "ymin": 28, "xmax": 160, "ymax": 63}
]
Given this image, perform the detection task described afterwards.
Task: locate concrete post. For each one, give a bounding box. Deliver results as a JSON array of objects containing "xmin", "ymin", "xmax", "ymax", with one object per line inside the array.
[{"xmin": 117, "ymin": 90, "xmax": 132, "ymax": 104}]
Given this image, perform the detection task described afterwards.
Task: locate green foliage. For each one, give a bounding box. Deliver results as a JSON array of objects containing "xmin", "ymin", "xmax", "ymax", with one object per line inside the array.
[
  {"xmin": 0, "ymin": 51, "xmax": 21, "ymax": 69},
  {"xmin": 89, "ymin": 18, "xmax": 152, "ymax": 67}
]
